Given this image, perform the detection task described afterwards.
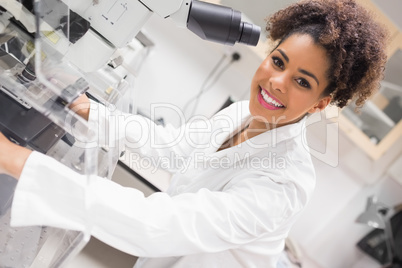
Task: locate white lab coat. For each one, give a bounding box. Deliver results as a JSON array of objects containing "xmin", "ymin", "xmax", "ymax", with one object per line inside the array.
[{"xmin": 11, "ymin": 101, "xmax": 316, "ymax": 268}]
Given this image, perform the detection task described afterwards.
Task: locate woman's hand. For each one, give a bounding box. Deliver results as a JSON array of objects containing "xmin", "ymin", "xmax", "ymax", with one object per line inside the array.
[
  {"xmin": 0, "ymin": 132, "xmax": 32, "ymax": 179},
  {"xmin": 69, "ymin": 94, "xmax": 91, "ymax": 121},
  {"xmin": 0, "ymin": 94, "xmax": 89, "ymax": 178}
]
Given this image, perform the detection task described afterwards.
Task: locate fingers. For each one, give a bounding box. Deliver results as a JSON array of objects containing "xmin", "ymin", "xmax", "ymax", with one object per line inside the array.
[{"xmin": 69, "ymin": 94, "xmax": 91, "ymax": 121}]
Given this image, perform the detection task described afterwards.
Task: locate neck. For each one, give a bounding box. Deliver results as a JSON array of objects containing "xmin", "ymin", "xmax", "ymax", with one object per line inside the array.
[
  {"xmin": 244, "ymin": 115, "xmax": 305, "ymax": 141},
  {"xmin": 242, "ymin": 119, "xmax": 270, "ymax": 142}
]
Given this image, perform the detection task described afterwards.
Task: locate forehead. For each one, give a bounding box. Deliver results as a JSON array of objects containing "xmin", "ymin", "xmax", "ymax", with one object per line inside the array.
[{"xmin": 278, "ymin": 34, "xmax": 328, "ymax": 60}]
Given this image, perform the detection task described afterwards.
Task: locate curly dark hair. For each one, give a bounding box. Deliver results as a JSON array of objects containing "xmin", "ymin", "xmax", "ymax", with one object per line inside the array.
[{"xmin": 266, "ymin": 0, "xmax": 389, "ymax": 108}]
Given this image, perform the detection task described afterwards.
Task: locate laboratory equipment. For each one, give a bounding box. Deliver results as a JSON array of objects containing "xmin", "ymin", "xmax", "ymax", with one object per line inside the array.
[
  {"xmin": 0, "ymin": 0, "xmax": 260, "ymax": 267},
  {"xmin": 356, "ymin": 196, "xmax": 402, "ymax": 267}
]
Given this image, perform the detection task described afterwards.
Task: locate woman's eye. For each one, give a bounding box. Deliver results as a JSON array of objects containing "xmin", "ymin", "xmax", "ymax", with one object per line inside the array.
[
  {"xmin": 296, "ymin": 78, "xmax": 311, "ymax": 89},
  {"xmin": 272, "ymin": 57, "xmax": 284, "ymax": 69}
]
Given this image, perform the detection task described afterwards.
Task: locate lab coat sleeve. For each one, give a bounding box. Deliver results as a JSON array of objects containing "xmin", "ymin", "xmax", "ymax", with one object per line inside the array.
[
  {"xmin": 88, "ymin": 101, "xmax": 209, "ymax": 173},
  {"xmin": 11, "ymin": 152, "xmax": 300, "ymax": 258}
]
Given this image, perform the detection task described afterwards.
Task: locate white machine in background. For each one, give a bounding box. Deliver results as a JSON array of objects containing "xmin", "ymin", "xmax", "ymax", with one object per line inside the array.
[
  {"xmin": 0, "ymin": 0, "xmax": 260, "ymax": 267},
  {"xmin": 63, "ymin": 0, "xmax": 260, "ymax": 72}
]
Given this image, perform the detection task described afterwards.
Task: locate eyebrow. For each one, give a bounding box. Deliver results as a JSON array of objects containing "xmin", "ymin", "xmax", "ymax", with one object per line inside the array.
[
  {"xmin": 277, "ymin": 49, "xmax": 289, "ymax": 63},
  {"xmin": 298, "ymin": 69, "xmax": 320, "ymax": 86}
]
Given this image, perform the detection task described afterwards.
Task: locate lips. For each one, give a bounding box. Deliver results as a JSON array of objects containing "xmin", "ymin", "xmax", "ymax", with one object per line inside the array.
[{"xmin": 257, "ymin": 87, "xmax": 285, "ymax": 110}]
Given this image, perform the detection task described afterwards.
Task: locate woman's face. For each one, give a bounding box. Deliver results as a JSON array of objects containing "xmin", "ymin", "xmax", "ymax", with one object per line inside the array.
[{"xmin": 249, "ymin": 34, "xmax": 331, "ymax": 129}]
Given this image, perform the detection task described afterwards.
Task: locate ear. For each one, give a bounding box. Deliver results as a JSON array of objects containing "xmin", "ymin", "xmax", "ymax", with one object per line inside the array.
[{"xmin": 307, "ymin": 96, "xmax": 332, "ymax": 114}]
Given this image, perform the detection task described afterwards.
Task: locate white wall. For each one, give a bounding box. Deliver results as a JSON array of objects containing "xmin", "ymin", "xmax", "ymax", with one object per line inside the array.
[
  {"xmin": 130, "ymin": 12, "xmax": 402, "ymax": 268},
  {"xmin": 134, "ymin": 14, "xmax": 262, "ymax": 125}
]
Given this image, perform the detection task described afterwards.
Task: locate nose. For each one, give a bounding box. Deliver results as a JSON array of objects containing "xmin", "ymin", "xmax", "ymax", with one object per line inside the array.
[{"xmin": 270, "ymin": 72, "xmax": 288, "ymax": 94}]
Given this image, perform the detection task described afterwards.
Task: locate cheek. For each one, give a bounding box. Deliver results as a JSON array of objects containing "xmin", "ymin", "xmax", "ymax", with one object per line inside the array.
[
  {"xmin": 287, "ymin": 90, "xmax": 318, "ymax": 112},
  {"xmin": 252, "ymin": 72, "xmax": 270, "ymax": 92},
  {"xmin": 253, "ymin": 60, "xmax": 271, "ymax": 80}
]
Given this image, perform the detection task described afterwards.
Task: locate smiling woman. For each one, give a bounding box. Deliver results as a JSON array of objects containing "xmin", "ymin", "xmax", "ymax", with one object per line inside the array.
[
  {"xmin": 267, "ymin": 0, "xmax": 388, "ymax": 109},
  {"xmin": 245, "ymin": 0, "xmax": 389, "ymax": 138},
  {"xmin": 0, "ymin": 1, "xmax": 390, "ymax": 268}
]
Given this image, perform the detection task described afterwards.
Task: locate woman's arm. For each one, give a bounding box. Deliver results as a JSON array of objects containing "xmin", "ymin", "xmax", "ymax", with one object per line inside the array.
[
  {"xmin": 11, "ymin": 150, "xmax": 296, "ymax": 258},
  {"xmin": 0, "ymin": 93, "xmax": 90, "ymax": 178},
  {"xmin": 67, "ymin": 93, "xmax": 199, "ymax": 172},
  {"xmin": 0, "ymin": 132, "xmax": 32, "ymax": 179},
  {"xmin": 85, "ymin": 99, "xmax": 211, "ymax": 173}
]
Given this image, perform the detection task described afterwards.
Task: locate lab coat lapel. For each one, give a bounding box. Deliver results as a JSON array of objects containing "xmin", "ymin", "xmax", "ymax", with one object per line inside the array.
[
  {"xmin": 204, "ymin": 101, "xmax": 251, "ymax": 156},
  {"xmin": 210, "ymin": 115, "xmax": 307, "ymax": 165},
  {"xmin": 192, "ymin": 101, "xmax": 306, "ymax": 165}
]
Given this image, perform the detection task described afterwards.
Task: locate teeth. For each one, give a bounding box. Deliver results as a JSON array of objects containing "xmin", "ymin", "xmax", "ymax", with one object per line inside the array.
[{"xmin": 261, "ymin": 90, "xmax": 283, "ymax": 107}]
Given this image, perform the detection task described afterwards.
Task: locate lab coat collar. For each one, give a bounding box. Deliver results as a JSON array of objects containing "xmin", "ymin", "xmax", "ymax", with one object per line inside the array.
[{"xmin": 205, "ymin": 101, "xmax": 307, "ymax": 162}]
